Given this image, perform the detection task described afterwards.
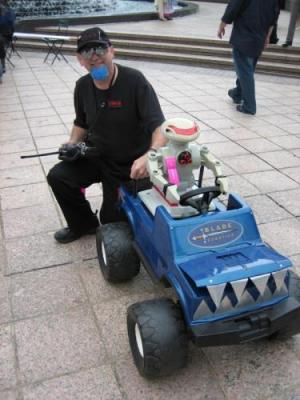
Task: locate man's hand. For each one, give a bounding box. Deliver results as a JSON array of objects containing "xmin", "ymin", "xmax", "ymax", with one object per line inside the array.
[
  {"xmin": 58, "ymin": 143, "xmax": 83, "ymax": 162},
  {"xmin": 264, "ymin": 36, "xmax": 270, "ymax": 48},
  {"xmin": 218, "ymin": 21, "xmax": 226, "ymax": 39},
  {"xmin": 130, "ymin": 153, "xmax": 149, "ymax": 180},
  {"xmin": 265, "ymin": 26, "xmax": 273, "ymax": 48}
]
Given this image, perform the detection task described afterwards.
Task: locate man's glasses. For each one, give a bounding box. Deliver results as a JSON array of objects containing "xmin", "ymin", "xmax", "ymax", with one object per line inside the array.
[{"xmin": 80, "ymin": 46, "xmax": 109, "ymax": 60}]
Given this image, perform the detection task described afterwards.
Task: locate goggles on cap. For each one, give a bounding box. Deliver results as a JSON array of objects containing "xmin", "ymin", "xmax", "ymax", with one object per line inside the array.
[{"xmin": 79, "ymin": 46, "xmax": 109, "ymax": 60}]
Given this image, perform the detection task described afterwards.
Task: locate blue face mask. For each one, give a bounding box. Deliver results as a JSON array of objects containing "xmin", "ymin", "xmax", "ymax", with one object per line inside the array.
[{"xmin": 90, "ymin": 65, "xmax": 109, "ymax": 81}]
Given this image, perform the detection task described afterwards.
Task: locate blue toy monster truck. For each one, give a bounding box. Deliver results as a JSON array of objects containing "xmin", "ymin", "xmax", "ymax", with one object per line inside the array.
[
  {"xmin": 96, "ymin": 116, "xmax": 300, "ymax": 378},
  {"xmin": 96, "ymin": 183, "xmax": 300, "ymax": 378}
]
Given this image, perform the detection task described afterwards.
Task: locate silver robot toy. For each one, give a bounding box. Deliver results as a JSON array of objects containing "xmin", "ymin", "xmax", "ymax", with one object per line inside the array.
[{"xmin": 140, "ymin": 118, "xmax": 229, "ymax": 218}]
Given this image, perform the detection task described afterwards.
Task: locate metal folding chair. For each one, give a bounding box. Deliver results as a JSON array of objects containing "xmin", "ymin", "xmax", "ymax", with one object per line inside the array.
[
  {"xmin": 42, "ymin": 19, "xmax": 69, "ymax": 65},
  {"xmin": 43, "ymin": 37, "xmax": 68, "ymax": 65},
  {"xmin": 57, "ymin": 19, "xmax": 69, "ymax": 34}
]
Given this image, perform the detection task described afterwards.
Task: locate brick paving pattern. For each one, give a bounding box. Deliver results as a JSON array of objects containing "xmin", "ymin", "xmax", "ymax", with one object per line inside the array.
[{"xmin": 0, "ymin": 3, "xmax": 300, "ymax": 399}]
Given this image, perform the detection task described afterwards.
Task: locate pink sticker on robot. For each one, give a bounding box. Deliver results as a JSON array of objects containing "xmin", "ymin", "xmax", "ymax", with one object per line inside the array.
[{"xmin": 165, "ymin": 156, "xmax": 180, "ymax": 185}]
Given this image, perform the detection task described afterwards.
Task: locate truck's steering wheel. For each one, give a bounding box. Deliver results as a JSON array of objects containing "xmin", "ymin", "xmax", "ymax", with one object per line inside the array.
[{"xmin": 179, "ymin": 186, "xmax": 221, "ymax": 214}]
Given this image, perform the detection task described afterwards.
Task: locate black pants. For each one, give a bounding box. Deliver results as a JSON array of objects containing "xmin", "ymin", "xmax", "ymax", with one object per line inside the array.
[
  {"xmin": 270, "ymin": 22, "xmax": 279, "ymax": 44},
  {"xmin": 0, "ymin": 35, "xmax": 6, "ymax": 66},
  {"xmin": 47, "ymin": 158, "xmax": 151, "ymax": 234},
  {"xmin": 0, "ymin": 34, "xmax": 11, "ymax": 68}
]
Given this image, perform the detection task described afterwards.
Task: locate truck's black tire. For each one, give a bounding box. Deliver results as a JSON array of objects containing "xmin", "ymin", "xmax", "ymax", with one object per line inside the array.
[
  {"xmin": 96, "ymin": 222, "xmax": 140, "ymax": 283},
  {"xmin": 127, "ymin": 298, "xmax": 188, "ymax": 378}
]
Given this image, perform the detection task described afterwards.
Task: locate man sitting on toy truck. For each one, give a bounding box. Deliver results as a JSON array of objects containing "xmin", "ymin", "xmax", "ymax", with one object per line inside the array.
[{"xmin": 47, "ymin": 27, "xmax": 167, "ymax": 244}]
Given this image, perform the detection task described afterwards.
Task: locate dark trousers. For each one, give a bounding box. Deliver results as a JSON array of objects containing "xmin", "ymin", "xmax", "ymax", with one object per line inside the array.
[
  {"xmin": 286, "ymin": 0, "xmax": 300, "ymax": 43},
  {"xmin": 0, "ymin": 34, "xmax": 6, "ymax": 72},
  {"xmin": 270, "ymin": 21, "xmax": 279, "ymax": 44},
  {"xmin": 47, "ymin": 158, "xmax": 150, "ymax": 234},
  {"xmin": 232, "ymin": 48, "xmax": 258, "ymax": 115},
  {"xmin": 0, "ymin": 33, "xmax": 11, "ymax": 67}
]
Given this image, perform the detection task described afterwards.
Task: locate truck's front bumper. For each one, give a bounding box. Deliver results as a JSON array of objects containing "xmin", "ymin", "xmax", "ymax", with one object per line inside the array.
[{"xmin": 190, "ymin": 296, "xmax": 300, "ymax": 346}]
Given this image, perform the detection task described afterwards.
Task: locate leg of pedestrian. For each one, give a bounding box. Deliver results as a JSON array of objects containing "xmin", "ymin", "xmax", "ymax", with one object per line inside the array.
[
  {"xmin": 282, "ymin": 0, "xmax": 300, "ymax": 47},
  {"xmin": 232, "ymin": 48, "xmax": 257, "ymax": 115}
]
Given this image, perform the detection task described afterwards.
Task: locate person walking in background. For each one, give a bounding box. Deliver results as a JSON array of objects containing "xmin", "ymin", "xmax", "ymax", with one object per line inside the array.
[
  {"xmin": 155, "ymin": 0, "xmax": 166, "ymax": 21},
  {"xmin": 270, "ymin": 0, "xmax": 286, "ymax": 44},
  {"xmin": 282, "ymin": 0, "xmax": 300, "ymax": 47},
  {"xmin": 0, "ymin": 0, "xmax": 16, "ymax": 82},
  {"xmin": 0, "ymin": 0, "xmax": 6, "ymax": 82},
  {"xmin": 163, "ymin": 0, "xmax": 175, "ymax": 20},
  {"xmin": 155, "ymin": 0, "xmax": 175, "ymax": 21},
  {"xmin": 218, "ymin": 0, "xmax": 278, "ymax": 115}
]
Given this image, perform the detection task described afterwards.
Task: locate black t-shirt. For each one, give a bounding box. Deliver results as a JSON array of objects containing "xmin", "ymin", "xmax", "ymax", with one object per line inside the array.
[{"xmin": 73, "ymin": 64, "xmax": 165, "ymax": 166}]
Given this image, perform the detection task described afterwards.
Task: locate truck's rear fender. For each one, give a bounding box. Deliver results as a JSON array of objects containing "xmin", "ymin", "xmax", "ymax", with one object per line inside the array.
[{"xmin": 120, "ymin": 187, "xmax": 174, "ymax": 280}]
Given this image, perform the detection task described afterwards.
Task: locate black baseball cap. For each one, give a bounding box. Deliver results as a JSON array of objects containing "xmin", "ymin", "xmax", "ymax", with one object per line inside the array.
[{"xmin": 77, "ymin": 27, "xmax": 111, "ymax": 52}]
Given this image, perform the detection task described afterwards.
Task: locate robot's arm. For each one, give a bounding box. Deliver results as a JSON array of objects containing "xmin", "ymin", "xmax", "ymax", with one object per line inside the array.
[
  {"xmin": 147, "ymin": 150, "xmax": 180, "ymax": 204},
  {"xmin": 200, "ymin": 146, "xmax": 228, "ymax": 194}
]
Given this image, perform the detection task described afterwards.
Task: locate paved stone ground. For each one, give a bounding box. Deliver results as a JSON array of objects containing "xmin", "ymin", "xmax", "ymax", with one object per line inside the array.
[{"xmin": 1, "ymin": 2, "xmax": 300, "ymax": 400}]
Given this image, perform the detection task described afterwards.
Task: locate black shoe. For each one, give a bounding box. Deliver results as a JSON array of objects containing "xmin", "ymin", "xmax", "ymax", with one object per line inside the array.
[
  {"xmin": 236, "ymin": 105, "xmax": 255, "ymax": 115},
  {"xmin": 228, "ymin": 89, "xmax": 241, "ymax": 104},
  {"xmin": 54, "ymin": 226, "xmax": 97, "ymax": 244},
  {"xmin": 282, "ymin": 41, "xmax": 292, "ymax": 48}
]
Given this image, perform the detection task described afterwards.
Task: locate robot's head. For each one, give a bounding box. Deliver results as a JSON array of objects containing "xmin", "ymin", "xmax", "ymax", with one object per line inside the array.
[{"xmin": 161, "ymin": 118, "xmax": 200, "ymax": 143}]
